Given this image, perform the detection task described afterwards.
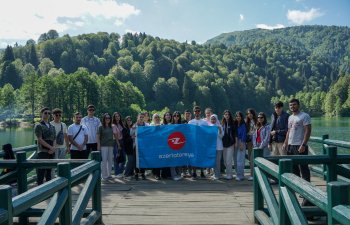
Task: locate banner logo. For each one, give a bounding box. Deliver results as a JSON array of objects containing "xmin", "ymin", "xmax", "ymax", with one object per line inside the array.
[{"xmin": 168, "ymin": 132, "xmax": 186, "ymax": 150}]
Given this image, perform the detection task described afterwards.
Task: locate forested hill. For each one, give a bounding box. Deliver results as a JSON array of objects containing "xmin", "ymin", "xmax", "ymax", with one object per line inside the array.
[
  {"xmin": 0, "ymin": 25, "xmax": 350, "ymax": 119},
  {"xmin": 206, "ymin": 25, "xmax": 350, "ymax": 63}
]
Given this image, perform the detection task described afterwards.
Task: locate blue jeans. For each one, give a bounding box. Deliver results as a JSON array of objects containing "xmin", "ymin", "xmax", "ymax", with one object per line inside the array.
[{"xmin": 113, "ymin": 143, "xmax": 125, "ymax": 175}]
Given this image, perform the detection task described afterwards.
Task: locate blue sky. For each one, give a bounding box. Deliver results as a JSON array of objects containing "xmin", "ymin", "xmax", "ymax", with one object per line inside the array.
[{"xmin": 0, "ymin": 0, "xmax": 349, "ymax": 47}]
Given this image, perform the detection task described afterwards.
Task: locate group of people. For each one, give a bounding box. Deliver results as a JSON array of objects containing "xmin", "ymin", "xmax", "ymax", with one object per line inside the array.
[{"xmin": 32, "ymin": 98, "xmax": 311, "ymax": 185}]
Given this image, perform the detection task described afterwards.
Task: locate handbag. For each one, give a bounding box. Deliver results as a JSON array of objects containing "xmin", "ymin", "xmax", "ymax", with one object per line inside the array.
[
  {"xmin": 69, "ymin": 125, "xmax": 82, "ymax": 148},
  {"xmin": 56, "ymin": 123, "xmax": 64, "ymax": 145}
]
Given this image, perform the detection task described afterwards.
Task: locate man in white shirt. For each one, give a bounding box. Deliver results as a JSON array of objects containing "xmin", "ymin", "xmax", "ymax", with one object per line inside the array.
[
  {"xmin": 283, "ymin": 98, "xmax": 312, "ymax": 182},
  {"xmin": 188, "ymin": 106, "xmax": 208, "ymax": 179},
  {"xmin": 50, "ymin": 108, "xmax": 69, "ymax": 159},
  {"xmin": 81, "ymin": 105, "xmax": 101, "ymax": 157},
  {"xmin": 68, "ymin": 112, "xmax": 89, "ymax": 159}
]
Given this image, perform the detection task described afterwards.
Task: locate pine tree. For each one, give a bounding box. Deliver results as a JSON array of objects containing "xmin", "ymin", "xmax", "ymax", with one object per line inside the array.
[
  {"xmin": 28, "ymin": 44, "xmax": 39, "ymax": 68},
  {"xmin": 2, "ymin": 46, "xmax": 15, "ymax": 62}
]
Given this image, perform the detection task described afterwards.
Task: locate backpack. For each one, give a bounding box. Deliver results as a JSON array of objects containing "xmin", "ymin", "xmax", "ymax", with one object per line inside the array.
[{"xmin": 56, "ymin": 123, "xmax": 64, "ymax": 145}]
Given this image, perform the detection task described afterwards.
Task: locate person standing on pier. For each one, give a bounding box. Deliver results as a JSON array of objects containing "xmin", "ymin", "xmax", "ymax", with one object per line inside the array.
[
  {"xmin": 68, "ymin": 112, "xmax": 89, "ymax": 159},
  {"xmin": 269, "ymin": 102, "xmax": 289, "ymax": 156},
  {"xmin": 97, "ymin": 113, "xmax": 115, "ymax": 180},
  {"xmin": 283, "ymin": 98, "xmax": 312, "ymax": 182},
  {"xmin": 188, "ymin": 106, "xmax": 208, "ymax": 179},
  {"xmin": 50, "ymin": 108, "xmax": 69, "ymax": 159},
  {"xmin": 82, "ymin": 105, "xmax": 101, "ymax": 157},
  {"xmin": 34, "ymin": 107, "xmax": 56, "ymax": 185}
]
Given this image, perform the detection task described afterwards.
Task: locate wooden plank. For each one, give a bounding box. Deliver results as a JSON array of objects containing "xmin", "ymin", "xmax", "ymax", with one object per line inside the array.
[
  {"xmin": 332, "ymin": 205, "xmax": 350, "ymax": 225},
  {"xmin": 37, "ymin": 189, "xmax": 68, "ymax": 225},
  {"xmin": 254, "ymin": 168, "xmax": 279, "ymax": 225},
  {"xmin": 254, "ymin": 210, "xmax": 273, "ymax": 225},
  {"xmin": 280, "ymin": 186, "xmax": 308, "ymax": 225}
]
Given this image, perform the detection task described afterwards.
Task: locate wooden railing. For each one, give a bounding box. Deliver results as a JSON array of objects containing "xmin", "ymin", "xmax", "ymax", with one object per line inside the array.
[
  {"xmin": 253, "ymin": 135, "xmax": 350, "ymax": 225},
  {"xmin": 0, "ymin": 151, "xmax": 102, "ymax": 225}
]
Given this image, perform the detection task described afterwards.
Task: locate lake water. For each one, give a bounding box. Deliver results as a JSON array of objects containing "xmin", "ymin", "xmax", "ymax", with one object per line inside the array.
[{"xmin": 0, "ymin": 117, "xmax": 349, "ymax": 153}]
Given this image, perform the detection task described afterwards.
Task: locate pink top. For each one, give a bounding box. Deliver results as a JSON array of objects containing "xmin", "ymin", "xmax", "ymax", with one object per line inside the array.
[{"xmin": 112, "ymin": 124, "xmax": 122, "ymax": 140}]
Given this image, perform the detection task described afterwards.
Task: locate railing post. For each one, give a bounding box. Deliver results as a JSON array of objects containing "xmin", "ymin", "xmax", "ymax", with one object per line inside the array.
[
  {"xmin": 327, "ymin": 181, "xmax": 350, "ymax": 225},
  {"xmin": 325, "ymin": 146, "xmax": 337, "ymax": 182},
  {"xmin": 278, "ymin": 159, "xmax": 293, "ymax": 225},
  {"xmin": 58, "ymin": 163, "xmax": 72, "ymax": 225},
  {"xmin": 253, "ymin": 148, "xmax": 263, "ymax": 224},
  {"xmin": 322, "ymin": 134, "xmax": 329, "ymax": 180},
  {"xmin": 16, "ymin": 152, "xmax": 28, "ymax": 225},
  {"xmin": 0, "ymin": 185, "xmax": 13, "ymax": 225},
  {"xmin": 91, "ymin": 151, "xmax": 102, "ymax": 224}
]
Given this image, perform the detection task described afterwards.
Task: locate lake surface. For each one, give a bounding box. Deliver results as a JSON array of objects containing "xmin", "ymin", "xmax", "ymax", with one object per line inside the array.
[{"xmin": 1, "ymin": 117, "xmax": 349, "ymax": 153}]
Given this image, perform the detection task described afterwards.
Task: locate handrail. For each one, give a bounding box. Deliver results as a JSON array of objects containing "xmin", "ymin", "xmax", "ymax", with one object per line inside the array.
[
  {"xmin": 12, "ymin": 177, "xmax": 68, "ymax": 215},
  {"xmin": 0, "ymin": 145, "xmax": 37, "ymax": 158},
  {"xmin": 280, "ymin": 173, "xmax": 328, "ymax": 211},
  {"xmin": 253, "ymin": 135, "xmax": 350, "ymax": 225},
  {"xmin": 0, "ymin": 151, "xmax": 102, "ymax": 225}
]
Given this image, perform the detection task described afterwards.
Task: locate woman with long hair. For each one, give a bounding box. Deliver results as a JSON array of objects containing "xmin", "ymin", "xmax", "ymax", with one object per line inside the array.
[
  {"xmin": 130, "ymin": 113, "xmax": 148, "ymax": 180},
  {"xmin": 172, "ymin": 111, "xmax": 182, "ymax": 124},
  {"xmin": 97, "ymin": 113, "xmax": 115, "ymax": 180},
  {"xmin": 123, "ymin": 116, "xmax": 135, "ymax": 179},
  {"xmin": 245, "ymin": 108, "xmax": 257, "ymax": 181},
  {"xmin": 210, "ymin": 114, "xmax": 224, "ymax": 180},
  {"xmin": 170, "ymin": 111, "xmax": 183, "ymax": 180},
  {"xmin": 162, "ymin": 111, "xmax": 172, "ymax": 125},
  {"xmin": 234, "ymin": 111, "xmax": 247, "ymax": 181},
  {"xmin": 252, "ymin": 112, "xmax": 271, "ymax": 157},
  {"xmin": 112, "ymin": 112, "xmax": 126, "ymax": 178},
  {"xmin": 143, "ymin": 111, "xmax": 151, "ymax": 125},
  {"xmin": 221, "ymin": 110, "xmax": 236, "ymax": 180}
]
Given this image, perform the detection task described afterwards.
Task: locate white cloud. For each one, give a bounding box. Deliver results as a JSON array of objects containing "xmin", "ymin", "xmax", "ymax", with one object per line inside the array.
[
  {"xmin": 0, "ymin": 0, "xmax": 140, "ymax": 41},
  {"xmin": 239, "ymin": 14, "xmax": 244, "ymax": 21},
  {"xmin": 287, "ymin": 8, "xmax": 323, "ymax": 25},
  {"xmin": 256, "ymin": 24, "xmax": 285, "ymax": 30}
]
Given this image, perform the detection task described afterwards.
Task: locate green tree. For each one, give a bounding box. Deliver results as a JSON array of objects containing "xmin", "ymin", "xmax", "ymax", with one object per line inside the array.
[
  {"xmin": 2, "ymin": 46, "xmax": 15, "ymax": 62},
  {"xmin": 39, "ymin": 58, "xmax": 55, "ymax": 75}
]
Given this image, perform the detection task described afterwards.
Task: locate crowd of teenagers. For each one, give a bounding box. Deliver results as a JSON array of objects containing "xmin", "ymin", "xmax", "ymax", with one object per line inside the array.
[{"xmin": 2, "ymin": 98, "xmax": 310, "ymax": 185}]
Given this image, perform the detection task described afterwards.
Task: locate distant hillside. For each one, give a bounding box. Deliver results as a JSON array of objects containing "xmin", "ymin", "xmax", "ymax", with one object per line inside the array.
[
  {"xmin": 1, "ymin": 25, "xmax": 350, "ymax": 117},
  {"xmin": 206, "ymin": 25, "xmax": 350, "ymax": 64}
]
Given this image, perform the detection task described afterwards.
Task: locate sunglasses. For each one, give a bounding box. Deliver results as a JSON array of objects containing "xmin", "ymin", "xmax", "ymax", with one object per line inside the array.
[
  {"xmin": 258, "ymin": 116, "xmax": 264, "ymax": 119},
  {"xmin": 44, "ymin": 112, "xmax": 51, "ymax": 115},
  {"xmin": 194, "ymin": 110, "xmax": 200, "ymax": 112}
]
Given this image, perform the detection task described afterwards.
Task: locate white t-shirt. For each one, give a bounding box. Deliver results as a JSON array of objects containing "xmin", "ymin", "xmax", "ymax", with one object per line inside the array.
[
  {"xmin": 288, "ymin": 112, "xmax": 311, "ymax": 145},
  {"xmin": 188, "ymin": 118, "xmax": 208, "ymax": 126},
  {"xmin": 50, "ymin": 121, "xmax": 68, "ymax": 148},
  {"xmin": 81, "ymin": 116, "xmax": 101, "ymax": 144},
  {"xmin": 67, "ymin": 124, "xmax": 88, "ymax": 150}
]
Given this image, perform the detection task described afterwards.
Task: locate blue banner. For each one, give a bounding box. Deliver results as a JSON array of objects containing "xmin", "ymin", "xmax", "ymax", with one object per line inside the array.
[{"xmin": 136, "ymin": 124, "xmax": 217, "ymax": 168}]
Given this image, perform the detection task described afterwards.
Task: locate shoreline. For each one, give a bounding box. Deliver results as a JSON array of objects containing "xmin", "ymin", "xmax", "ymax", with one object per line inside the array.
[{"xmin": 0, "ymin": 121, "xmax": 33, "ymax": 128}]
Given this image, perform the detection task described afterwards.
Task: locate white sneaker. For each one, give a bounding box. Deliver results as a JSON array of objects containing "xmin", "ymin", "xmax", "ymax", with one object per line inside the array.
[
  {"xmin": 211, "ymin": 175, "xmax": 219, "ymax": 180},
  {"xmin": 236, "ymin": 177, "xmax": 244, "ymax": 181},
  {"xmin": 225, "ymin": 175, "xmax": 233, "ymax": 180},
  {"xmin": 172, "ymin": 176, "xmax": 183, "ymax": 181},
  {"xmin": 115, "ymin": 174, "xmax": 123, "ymax": 179},
  {"xmin": 248, "ymin": 176, "xmax": 253, "ymax": 181}
]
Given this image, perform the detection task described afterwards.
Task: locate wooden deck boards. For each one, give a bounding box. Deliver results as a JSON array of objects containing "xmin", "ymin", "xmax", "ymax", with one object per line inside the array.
[
  {"xmin": 22, "ymin": 172, "xmax": 326, "ymax": 224},
  {"xmin": 99, "ymin": 177, "xmax": 255, "ymax": 225}
]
